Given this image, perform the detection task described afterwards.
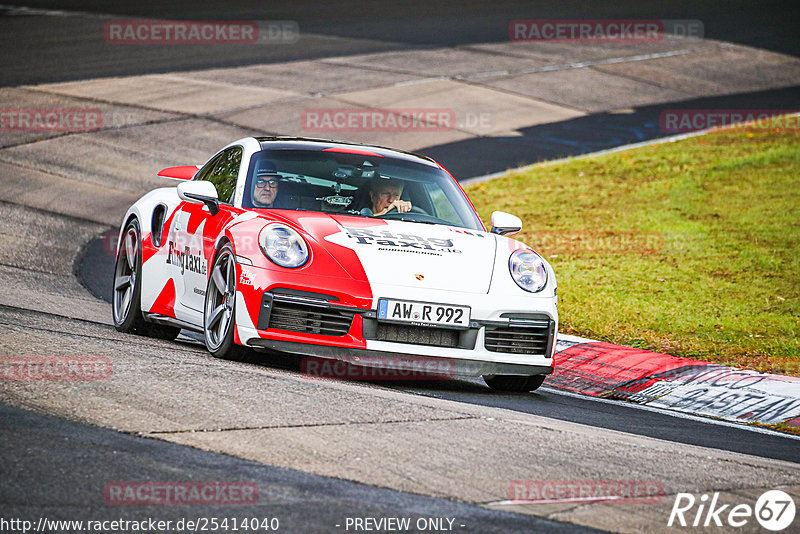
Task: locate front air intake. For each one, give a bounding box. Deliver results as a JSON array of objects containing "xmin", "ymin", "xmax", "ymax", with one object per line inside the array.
[
  {"xmin": 484, "ymin": 317, "xmax": 554, "ymax": 355},
  {"xmin": 266, "ymin": 297, "xmax": 354, "ymax": 336}
]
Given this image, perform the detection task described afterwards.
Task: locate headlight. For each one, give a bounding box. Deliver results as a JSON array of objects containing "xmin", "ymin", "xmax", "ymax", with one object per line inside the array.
[
  {"xmin": 509, "ymin": 249, "xmax": 548, "ymax": 292},
  {"xmin": 259, "ymin": 224, "xmax": 308, "ymax": 268}
]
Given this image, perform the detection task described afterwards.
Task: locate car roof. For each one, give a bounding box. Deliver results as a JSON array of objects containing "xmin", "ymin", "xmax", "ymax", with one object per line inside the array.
[{"xmin": 253, "ymin": 136, "xmax": 440, "ymax": 168}]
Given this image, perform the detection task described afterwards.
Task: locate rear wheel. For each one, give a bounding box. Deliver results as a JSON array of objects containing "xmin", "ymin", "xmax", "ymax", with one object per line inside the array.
[
  {"xmin": 112, "ymin": 219, "xmax": 180, "ymax": 340},
  {"xmin": 204, "ymin": 243, "xmax": 252, "ymax": 362},
  {"xmin": 483, "ymin": 374, "xmax": 546, "ymax": 393},
  {"xmin": 113, "ymin": 220, "xmax": 145, "ymax": 333}
]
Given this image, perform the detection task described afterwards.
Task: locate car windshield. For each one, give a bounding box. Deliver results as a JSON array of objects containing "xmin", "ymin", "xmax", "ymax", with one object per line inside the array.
[{"xmin": 242, "ymin": 149, "xmax": 484, "ymax": 231}]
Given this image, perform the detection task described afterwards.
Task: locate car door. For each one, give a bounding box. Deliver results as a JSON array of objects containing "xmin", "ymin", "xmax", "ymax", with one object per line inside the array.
[{"xmin": 174, "ymin": 146, "xmax": 243, "ymax": 313}]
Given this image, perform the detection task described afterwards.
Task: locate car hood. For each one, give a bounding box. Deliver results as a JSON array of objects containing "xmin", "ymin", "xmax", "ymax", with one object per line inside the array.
[{"xmin": 269, "ymin": 212, "xmax": 498, "ymax": 294}]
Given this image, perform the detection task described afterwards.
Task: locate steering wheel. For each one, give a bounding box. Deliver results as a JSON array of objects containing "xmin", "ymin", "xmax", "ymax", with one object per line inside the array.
[{"xmin": 381, "ymin": 205, "xmax": 429, "ymax": 216}]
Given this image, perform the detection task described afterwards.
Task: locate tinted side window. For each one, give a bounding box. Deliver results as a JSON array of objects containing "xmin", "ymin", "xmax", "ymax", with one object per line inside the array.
[
  {"xmin": 196, "ymin": 147, "xmax": 242, "ymax": 204},
  {"xmin": 194, "ymin": 153, "xmax": 221, "ymax": 183}
]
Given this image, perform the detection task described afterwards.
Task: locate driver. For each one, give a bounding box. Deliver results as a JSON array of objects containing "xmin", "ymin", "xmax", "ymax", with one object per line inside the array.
[
  {"xmin": 251, "ymin": 161, "xmax": 280, "ymax": 208},
  {"xmin": 369, "ymin": 178, "xmax": 411, "ymax": 216}
]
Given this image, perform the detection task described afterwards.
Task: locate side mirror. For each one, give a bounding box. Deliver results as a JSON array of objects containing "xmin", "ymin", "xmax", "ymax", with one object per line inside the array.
[
  {"xmin": 490, "ymin": 211, "xmax": 522, "ymax": 236},
  {"xmin": 158, "ymin": 165, "xmax": 200, "ymax": 180},
  {"xmin": 177, "ymin": 181, "xmax": 220, "ymax": 216}
]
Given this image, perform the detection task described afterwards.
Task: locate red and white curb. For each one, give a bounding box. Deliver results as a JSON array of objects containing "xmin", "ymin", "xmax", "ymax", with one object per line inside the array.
[{"xmin": 552, "ymin": 334, "xmax": 800, "ymax": 430}]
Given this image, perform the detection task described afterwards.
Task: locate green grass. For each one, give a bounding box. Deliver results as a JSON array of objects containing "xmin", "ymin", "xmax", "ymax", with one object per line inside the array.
[{"xmin": 466, "ymin": 124, "xmax": 800, "ymax": 375}]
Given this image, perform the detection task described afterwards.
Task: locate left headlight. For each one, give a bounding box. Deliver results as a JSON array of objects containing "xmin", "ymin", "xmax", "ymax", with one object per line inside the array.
[
  {"xmin": 259, "ymin": 224, "xmax": 309, "ymax": 268},
  {"xmin": 509, "ymin": 249, "xmax": 548, "ymax": 293}
]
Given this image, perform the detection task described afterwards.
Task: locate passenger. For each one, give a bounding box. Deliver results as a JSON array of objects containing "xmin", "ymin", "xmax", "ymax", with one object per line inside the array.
[
  {"xmin": 251, "ymin": 161, "xmax": 280, "ymax": 208},
  {"xmin": 368, "ymin": 178, "xmax": 411, "ymax": 216}
]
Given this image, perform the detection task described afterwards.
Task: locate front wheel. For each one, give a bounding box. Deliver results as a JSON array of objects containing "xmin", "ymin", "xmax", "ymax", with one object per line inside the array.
[
  {"xmin": 483, "ymin": 374, "xmax": 546, "ymax": 393},
  {"xmin": 203, "ymin": 243, "xmax": 252, "ymax": 362}
]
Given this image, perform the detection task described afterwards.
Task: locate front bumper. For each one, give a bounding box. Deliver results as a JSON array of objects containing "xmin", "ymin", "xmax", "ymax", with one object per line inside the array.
[
  {"xmin": 248, "ymin": 337, "xmax": 554, "ymax": 377},
  {"xmin": 239, "ymin": 289, "xmax": 557, "ymax": 377}
]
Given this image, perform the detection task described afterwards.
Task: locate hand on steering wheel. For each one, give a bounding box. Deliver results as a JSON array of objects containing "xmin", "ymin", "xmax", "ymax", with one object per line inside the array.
[
  {"xmin": 376, "ymin": 199, "xmax": 412, "ymax": 216},
  {"xmin": 380, "ymin": 203, "xmax": 428, "ymax": 216}
]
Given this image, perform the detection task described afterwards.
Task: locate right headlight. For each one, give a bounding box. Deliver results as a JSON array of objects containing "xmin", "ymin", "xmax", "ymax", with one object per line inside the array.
[
  {"xmin": 509, "ymin": 249, "xmax": 548, "ymax": 293},
  {"xmin": 259, "ymin": 223, "xmax": 309, "ymax": 268}
]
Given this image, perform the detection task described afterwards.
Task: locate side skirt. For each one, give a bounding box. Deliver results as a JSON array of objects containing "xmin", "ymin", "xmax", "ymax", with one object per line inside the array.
[{"xmin": 144, "ymin": 312, "xmax": 203, "ymax": 333}]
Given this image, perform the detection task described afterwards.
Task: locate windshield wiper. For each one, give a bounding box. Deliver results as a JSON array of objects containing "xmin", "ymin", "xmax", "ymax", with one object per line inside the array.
[{"xmin": 393, "ymin": 217, "xmax": 439, "ymax": 225}]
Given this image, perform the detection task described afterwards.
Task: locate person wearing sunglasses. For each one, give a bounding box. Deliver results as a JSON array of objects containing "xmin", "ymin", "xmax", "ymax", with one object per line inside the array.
[{"xmin": 252, "ymin": 161, "xmax": 280, "ymax": 208}]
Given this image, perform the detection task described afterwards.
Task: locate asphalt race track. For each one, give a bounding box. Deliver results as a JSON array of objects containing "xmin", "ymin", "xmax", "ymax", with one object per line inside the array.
[
  {"xmin": 2, "ymin": 0, "xmax": 799, "ymax": 86},
  {"xmin": 1, "ymin": 2, "xmax": 799, "ymax": 533},
  {"xmin": 1, "ymin": 403, "xmax": 595, "ymax": 533}
]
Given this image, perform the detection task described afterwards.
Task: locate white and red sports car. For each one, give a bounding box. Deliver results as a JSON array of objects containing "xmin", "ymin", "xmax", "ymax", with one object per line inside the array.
[{"xmin": 113, "ymin": 137, "xmax": 557, "ymax": 392}]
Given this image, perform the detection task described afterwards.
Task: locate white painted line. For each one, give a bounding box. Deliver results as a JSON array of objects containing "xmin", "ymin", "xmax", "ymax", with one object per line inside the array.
[
  {"xmin": 593, "ymin": 49, "xmax": 692, "ymax": 65},
  {"xmin": 394, "ymin": 77, "xmax": 449, "ymax": 87},
  {"xmin": 541, "ymin": 386, "xmax": 800, "ymax": 441},
  {"xmin": 462, "ymin": 70, "xmax": 511, "ymax": 79},
  {"xmin": 0, "ymin": 3, "xmax": 105, "ymax": 17},
  {"xmin": 460, "ymin": 127, "xmax": 716, "ymax": 186},
  {"xmin": 463, "ymin": 49, "xmax": 692, "ymax": 81}
]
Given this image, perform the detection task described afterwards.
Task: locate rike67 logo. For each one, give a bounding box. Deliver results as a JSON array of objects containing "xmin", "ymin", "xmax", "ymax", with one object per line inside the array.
[{"xmin": 668, "ymin": 490, "xmax": 796, "ymax": 531}]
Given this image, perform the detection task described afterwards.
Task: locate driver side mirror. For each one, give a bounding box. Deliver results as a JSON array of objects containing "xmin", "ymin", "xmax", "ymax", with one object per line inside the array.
[
  {"xmin": 490, "ymin": 211, "xmax": 522, "ymax": 236},
  {"xmin": 177, "ymin": 181, "xmax": 220, "ymax": 216}
]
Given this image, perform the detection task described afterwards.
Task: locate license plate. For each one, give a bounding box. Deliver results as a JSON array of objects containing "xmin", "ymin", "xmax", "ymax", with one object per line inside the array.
[{"xmin": 377, "ymin": 298, "xmax": 470, "ymax": 328}]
